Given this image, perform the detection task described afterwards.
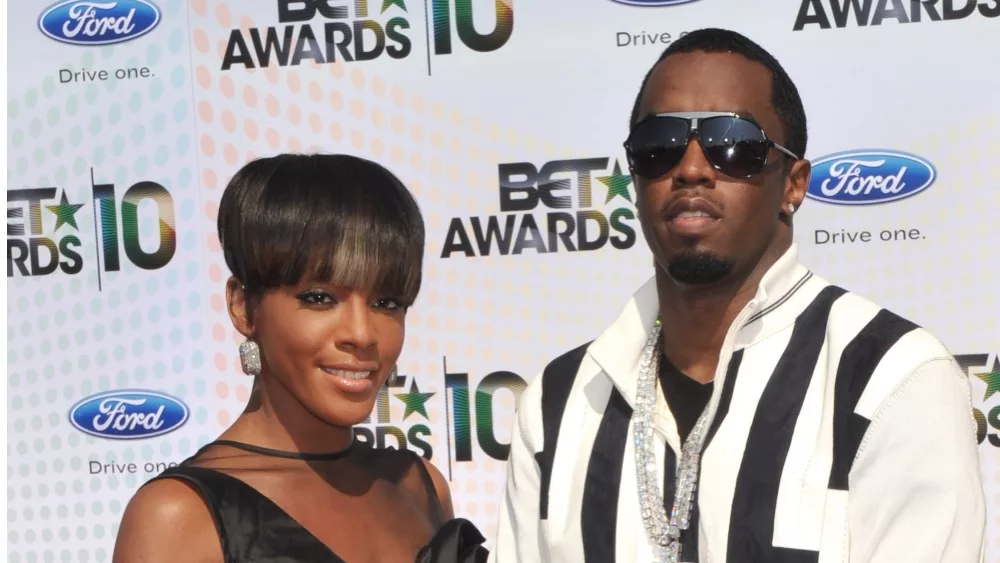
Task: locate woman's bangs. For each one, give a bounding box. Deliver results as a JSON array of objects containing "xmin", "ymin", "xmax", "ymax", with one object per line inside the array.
[
  {"xmin": 223, "ymin": 153, "xmax": 425, "ymax": 303},
  {"xmin": 300, "ymin": 211, "xmax": 422, "ymax": 304}
]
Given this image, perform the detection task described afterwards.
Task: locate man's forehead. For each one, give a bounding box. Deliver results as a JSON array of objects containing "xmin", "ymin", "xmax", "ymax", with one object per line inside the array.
[
  {"xmin": 639, "ymin": 51, "xmax": 773, "ymax": 116},
  {"xmin": 637, "ymin": 108, "xmax": 763, "ymax": 126}
]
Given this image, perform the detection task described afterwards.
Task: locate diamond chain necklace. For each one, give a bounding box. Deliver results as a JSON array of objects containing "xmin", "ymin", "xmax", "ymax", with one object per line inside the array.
[{"xmin": 633, "ymin": 319, "xmax": 712, "ymax": 563}]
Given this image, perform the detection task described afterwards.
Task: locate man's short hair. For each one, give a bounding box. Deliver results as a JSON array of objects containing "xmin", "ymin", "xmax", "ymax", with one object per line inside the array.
[{"xmin": 629, "ymin": 28, "xmax": 808, "ymax": 159}]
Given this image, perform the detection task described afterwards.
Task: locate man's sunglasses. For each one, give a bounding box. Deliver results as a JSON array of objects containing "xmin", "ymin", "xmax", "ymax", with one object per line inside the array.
[{"xmin": 623, "ymin": 111, "xmax": 800, "ymax": 179}]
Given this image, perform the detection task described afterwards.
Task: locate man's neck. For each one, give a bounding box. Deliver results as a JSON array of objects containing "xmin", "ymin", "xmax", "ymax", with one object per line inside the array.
[{"xmin": 657, "ymin": 242, "xmax": 790, "ymax": 383}]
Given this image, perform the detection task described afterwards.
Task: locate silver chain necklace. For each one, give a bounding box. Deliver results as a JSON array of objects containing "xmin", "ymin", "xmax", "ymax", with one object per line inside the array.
[{"xmin": 633, "ymin": 319, "xmax": 712, "ymax": 563}]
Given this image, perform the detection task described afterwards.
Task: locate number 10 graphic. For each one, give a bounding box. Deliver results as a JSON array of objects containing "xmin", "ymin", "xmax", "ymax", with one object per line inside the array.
[{"xmin": 91, "ymin": 171, "xmax": 176, "ymax": 288}]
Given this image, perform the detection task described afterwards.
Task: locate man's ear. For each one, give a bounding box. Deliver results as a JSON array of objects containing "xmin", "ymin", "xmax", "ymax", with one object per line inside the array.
[
  {"xmin": 782, "ymin": 159, "xmax": 810, "ymax": 216},
  {"xmin": 225, "ymin": 277, "xmax": 254, "ymax": 339}
]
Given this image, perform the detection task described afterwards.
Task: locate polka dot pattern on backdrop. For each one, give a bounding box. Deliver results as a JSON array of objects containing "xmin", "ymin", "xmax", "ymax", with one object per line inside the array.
[
  {"xmin": 8, "ymin": 1, "xmax": 1000, "ymax": 560},
  {"xmin": 6, "ymin": 6, "xmax": 217, "ymax": 562}
]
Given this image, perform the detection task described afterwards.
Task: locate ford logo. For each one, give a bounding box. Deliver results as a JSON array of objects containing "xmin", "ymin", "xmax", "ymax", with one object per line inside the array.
[
  {"xmin": 38, "ymin": 0, "xmax": 161, "ymax": 46},
  {"xmin": 610, "ymin": 0, "xmax": 700, "ymax": 5},
  {"xmin": 69, "ymin": 390, "xmax": 188, "ymax": 439},
  {"xmin": 806, "ymin": 149, "xmax": 936, "ymax": 206}
]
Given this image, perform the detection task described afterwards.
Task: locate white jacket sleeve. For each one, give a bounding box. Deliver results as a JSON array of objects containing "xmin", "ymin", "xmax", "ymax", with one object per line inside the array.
[
  {"xmin": 490, "ymin": 376, "xmax": 547, "ymax": 563},
  {"xmin": 848, "ymin": 357, "xmax": 987, "ymax": 562}
]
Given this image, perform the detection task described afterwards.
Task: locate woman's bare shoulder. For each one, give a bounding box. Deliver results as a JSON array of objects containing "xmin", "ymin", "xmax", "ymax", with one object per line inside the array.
[{"xmin": 112, "ymin": 476, "xmax": 224, "ymax": 563}]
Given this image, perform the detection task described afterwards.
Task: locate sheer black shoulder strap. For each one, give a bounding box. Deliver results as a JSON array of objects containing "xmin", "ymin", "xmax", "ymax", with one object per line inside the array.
[
  {"xmin": 145, "ymin": 466, "xmax": 235, "ymax": 563},
  {"xmin": 410, "ymin": 452, "xmax": 446, "ymax": 526}
]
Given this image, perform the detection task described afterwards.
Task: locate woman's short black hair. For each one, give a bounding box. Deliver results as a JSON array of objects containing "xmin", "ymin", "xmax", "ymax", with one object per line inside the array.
[{"xmin": 218, "ymin": 153, "xmax": 425, "ymax": 305}]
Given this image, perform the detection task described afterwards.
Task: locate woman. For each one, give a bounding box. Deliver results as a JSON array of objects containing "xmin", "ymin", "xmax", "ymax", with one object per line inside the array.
[{"xmin": 113, "ymin": 154, "xmax": 488, "ymax": 562}]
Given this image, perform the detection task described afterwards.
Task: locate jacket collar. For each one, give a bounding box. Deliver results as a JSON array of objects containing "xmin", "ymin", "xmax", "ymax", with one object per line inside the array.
[{"xmin": 587, "ymin": 243, "xmax": 808, "ymax": 408}]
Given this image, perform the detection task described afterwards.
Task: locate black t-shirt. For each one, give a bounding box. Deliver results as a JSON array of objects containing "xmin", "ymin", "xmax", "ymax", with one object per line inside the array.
[{"xmin": 658, "ymin": 353, "xmax": 714, "ymax": 441}]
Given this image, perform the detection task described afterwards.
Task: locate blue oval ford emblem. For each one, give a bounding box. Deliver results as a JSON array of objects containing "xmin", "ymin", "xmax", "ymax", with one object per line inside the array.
[
  {"xmin": 806, "ymin": 149, "xmax": 936, "ymax": 206},
  {"xmin": 69, "ymin": 390, "xmax": 188, "ymax": 439},
  {"xmin": 38, "ymin": 0, "xmax": 161, "ymax": 46},
  {"xmin": 609, "ymin": 0, "xmax": 700, "ymax": 5}
]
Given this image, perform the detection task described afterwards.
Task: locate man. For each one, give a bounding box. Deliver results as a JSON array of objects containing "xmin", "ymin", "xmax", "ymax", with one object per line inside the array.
[{"xmin": 491, "ymin": 28, "xmax": 985, "ymax": 563}]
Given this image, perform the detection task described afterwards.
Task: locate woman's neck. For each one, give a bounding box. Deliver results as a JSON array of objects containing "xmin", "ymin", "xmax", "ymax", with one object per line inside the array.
[{"xmin": 223, "ymin": 375, "xmax": 356, "ymax": 454}]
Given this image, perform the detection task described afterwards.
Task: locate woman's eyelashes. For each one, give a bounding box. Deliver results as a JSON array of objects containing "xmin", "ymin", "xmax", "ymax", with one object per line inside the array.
[
  {"xmin": 296, "ymin": 290, "xmax": 405, "ymax": 311},
  {"xmin": 296, "ymin": 290, "xmax": 336, "ymax": 306},
  {"xmin": 374, "ymin": 298, "xmax": 404, "ymax": 311}
]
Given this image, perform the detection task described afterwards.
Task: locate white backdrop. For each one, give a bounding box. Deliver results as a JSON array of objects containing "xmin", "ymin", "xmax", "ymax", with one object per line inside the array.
[{"xmin": 6, "ymin": 0, "xmax": 999, "ymax": 560}]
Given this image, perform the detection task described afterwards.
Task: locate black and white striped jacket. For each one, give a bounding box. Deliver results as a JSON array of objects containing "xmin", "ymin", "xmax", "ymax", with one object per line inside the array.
[{"xmin": 491, "ymin": 246, "xmax": 985, "ymax": 563}]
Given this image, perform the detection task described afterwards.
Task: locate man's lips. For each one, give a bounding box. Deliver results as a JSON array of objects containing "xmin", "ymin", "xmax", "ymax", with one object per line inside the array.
[
  {"xmin": 663, "ymin": 197, "xmax": 722, "ymax": 236},
  {"xmin": 664, "ymin": 197, "xmax": 722, "ymax": 220}
]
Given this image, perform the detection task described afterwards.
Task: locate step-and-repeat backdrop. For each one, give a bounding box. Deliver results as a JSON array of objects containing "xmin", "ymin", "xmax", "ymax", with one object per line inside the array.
[{"xmin": 6, "ymin": 0, "xmax": 999, "ymax": 560}]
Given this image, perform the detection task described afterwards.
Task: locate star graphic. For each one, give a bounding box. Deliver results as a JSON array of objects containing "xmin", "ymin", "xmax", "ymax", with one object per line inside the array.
[
  {"xmin": 392, "ymin": 378, "xmax": 434, "ymax": 421},
  {"xmin": 45, "ymin": 191, "xmax": 84, "ymax": 232},
  {"xmin": 973, "ymin": 356, "xmax": 1000, "ymax": 402},
  {"xmin": 598, "ymin": 160, "xmax": 633, "ymax": 205},
  {"xmin": 381, "ymin": 0, "xmax": 407, "ymax": 13}
]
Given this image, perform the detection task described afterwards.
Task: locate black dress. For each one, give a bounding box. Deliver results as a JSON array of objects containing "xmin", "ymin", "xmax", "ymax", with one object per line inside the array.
[{"xmin": 145, "ymin": 439, "xmax": 489, "ymax": 562}]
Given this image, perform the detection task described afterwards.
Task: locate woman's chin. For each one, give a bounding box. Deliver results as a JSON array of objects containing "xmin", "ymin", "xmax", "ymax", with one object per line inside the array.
[{"xmin": 306, "ymin": 394, "xmax": 380, "ymax": 428}]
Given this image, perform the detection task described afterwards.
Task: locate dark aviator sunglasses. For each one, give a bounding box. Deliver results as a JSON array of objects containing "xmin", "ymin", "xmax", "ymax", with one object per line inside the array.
[{"xmin": 623, "ymin": 111, "xmax": 800, "ymax": 179}]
